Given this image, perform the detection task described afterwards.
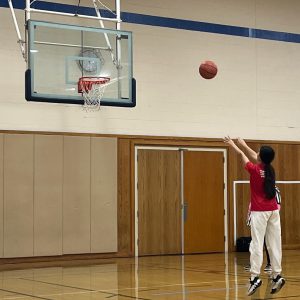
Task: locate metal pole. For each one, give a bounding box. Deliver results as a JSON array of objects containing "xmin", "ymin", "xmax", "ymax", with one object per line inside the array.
[
  {"xmin": 7, "ymin": 0, "xmax": 26, "ymax": 60},
  {"xmin": 92, "ymin": 0, "xmax": 116, "ymax": 65},
  {"xmin": 180, "ymin": 149, "xmax": 185, "ymax": 254},
  {"xmin": 116, "ymin": 0, "xmax": 121, "ymax": 31},
  {"xmin": 29, "ymin": 8, "xmax": 119, "ymax": 22},
  {"xmin": 25, "ymin": 0, "xmax": 31, "ymax": 65},
  {"xmin": 25, "ymin": 0, "xmax": 30, "ymax": 21},
  {"xmin": 116, "ymin": 0, "xmax": 121, "ymax": 99}
]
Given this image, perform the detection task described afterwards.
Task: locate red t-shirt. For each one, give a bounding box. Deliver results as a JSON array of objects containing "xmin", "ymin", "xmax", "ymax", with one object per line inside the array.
[{"xmin": 245, "ymin": 161, "xmax": 278, "ymax": 211}]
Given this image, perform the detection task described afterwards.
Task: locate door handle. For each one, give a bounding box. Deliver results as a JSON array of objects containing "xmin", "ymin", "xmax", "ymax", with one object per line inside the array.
[{"xmin": 183, "ymin": 202, "xmax": 188, "ymax": 222}]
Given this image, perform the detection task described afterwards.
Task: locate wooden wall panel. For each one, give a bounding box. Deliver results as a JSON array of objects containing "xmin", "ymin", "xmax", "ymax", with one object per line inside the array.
[
  {"xmin": 1, "ymin": 130, "xmax": 300, "ymax": 260},
  {"xmin": 34, "ymin": 135, "xmax": 63, "ymax": 256},
  {"xmin": 231, "ymin": 142, "xmax": 300, "ymax": 248},
  {"xmin": 0, "ymin": 134, "xmax": 3, "ymax": 258},
  {"xmin": 117, "ymin": 139, "xmax": 132, "ymax": 256},
  {"xmin": 274, "ymin": 184, "xmax": 300, "ymax": 246},
  {"xmin": 138, "ymin": 149, "xmax": 181, "ymax": 255},
  {"xmin": 63, "ymin": 136, "xmax": 91, "ymax": 254},
  {"xmin": 184, "ymin": 151, "xmax": 224, "ymax": 253},
  {"xmin": 91, "ymin": 137, "xmax": 117, "ymax": 253},
  {"xmin": 235, "ymin": 185, "xmax": 251, "ymax": 238},
  {"xmin": 4, "ymin": 134, "xmax": 34, "ymax": 257}
]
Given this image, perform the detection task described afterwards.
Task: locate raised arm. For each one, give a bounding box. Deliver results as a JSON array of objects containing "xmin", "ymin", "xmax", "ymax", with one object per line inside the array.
[
  {"xmin": 223, "ymin": 136, "xmax": 249, "ymax": 166},
  {"xmin": 237, "ymin": 138, "xmax": 258, "ymax": 163}
]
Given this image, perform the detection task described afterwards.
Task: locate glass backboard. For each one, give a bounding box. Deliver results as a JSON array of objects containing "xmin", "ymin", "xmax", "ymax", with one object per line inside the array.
[{"xmin": 26, "ymin": 20, "xmax": 135, "ymax": 107}]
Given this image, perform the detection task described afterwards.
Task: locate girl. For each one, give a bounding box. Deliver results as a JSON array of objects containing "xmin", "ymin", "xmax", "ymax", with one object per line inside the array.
[{"xmin": 224, "ymin": 136, "xmax": 285, "ymax": 296}]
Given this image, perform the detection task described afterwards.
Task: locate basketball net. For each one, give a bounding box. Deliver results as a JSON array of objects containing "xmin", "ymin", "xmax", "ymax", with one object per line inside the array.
[{"xmin": 78, "ymin": 77, "xmax": 110, "ymax": 111}]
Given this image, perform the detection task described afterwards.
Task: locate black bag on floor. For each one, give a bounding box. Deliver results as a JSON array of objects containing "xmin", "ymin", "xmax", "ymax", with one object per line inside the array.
[{"xmin": 236, "ymin": 236, "xmax": 251, "ymax": 252}]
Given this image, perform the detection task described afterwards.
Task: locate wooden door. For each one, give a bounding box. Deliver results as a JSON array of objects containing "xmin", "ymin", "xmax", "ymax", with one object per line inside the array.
[
  {"xmin": 184, "ymin": 151, "xmax": 225, "ymax": 253},
  {"xmin": 138, "ymin": 149, "xmax": 181, "ymax": 256}
]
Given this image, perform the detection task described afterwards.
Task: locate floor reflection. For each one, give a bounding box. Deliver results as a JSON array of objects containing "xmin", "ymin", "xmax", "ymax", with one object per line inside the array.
[{"xmin": 0, "ymin": 250, "xmax": 298, "ymax": 299}]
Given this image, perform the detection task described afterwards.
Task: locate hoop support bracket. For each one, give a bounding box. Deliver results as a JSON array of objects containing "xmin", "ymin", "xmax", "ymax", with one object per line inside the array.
[{"xmin": 7, "ymin": 0, "xmax": 26, "ymax": 61}]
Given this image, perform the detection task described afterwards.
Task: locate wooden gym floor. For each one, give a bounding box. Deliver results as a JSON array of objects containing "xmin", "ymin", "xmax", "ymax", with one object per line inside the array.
[{"xmin": 0, "ymin": 250, "xmax": 299, "ymax": 300}]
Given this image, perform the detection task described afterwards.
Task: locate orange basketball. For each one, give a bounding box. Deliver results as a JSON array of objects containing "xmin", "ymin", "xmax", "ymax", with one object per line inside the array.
[{"xmin": 199, "ymin": 60, "xmax": 218, "ymax": 79}]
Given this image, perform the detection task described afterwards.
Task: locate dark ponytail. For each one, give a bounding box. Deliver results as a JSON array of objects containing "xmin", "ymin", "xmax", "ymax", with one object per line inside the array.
[
  {"xmin": 264, "ymin": 164, "xmax": 276, "ymax": 199},
  {"xmin": 259, "ymin": 146, "xmax": 276, "ymax": 199}
]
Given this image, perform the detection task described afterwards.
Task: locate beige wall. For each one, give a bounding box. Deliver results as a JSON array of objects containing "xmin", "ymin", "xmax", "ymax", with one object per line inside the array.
[
  {"xmin": 0, "ymin": 133, "xmax": 117, "ymax": 258},
  {"xmin": 1, "ymin": 1, "xmax": 299, "ymax": 258},
  {"xmin": 0, "ymin": 1, "xmax": 300, "ymax": 140},
  {"xmin": 63, "ymin": 136, "xmax": 91, "ymax": 254},
  {"xmin": 3, "ymin": 134, "xmax": 34, "ymax": 257},
  {"xmin": 34, "ymin": 135, "xmax": 63, "ymax": 256},
  {"xmin": 91, "ymin": 137, "xmax": 118, "ymax": 253}
]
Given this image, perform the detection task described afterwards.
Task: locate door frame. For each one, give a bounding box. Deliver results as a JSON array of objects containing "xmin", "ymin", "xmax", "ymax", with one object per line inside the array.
[{"xmin": 134, "ymin": 146, "xmax": 228, "ymax": 256}]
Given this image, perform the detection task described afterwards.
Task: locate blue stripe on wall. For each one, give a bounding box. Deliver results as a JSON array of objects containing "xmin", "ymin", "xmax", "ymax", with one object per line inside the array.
[{"xmin": 1, "ymin": 0, "xmax": 300, "ymax": 43}]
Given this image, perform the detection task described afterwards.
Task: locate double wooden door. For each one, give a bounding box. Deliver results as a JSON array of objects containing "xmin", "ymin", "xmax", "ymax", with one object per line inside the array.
[{"xmin": 137, "ymin": 148, "xmax": 225, "ymax": 256}]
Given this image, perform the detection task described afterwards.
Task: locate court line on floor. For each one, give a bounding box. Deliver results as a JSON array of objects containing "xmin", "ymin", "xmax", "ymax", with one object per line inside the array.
[
  {"xmin": 19, "ymin": 277, "xmax": 248, "ymax": 294},
  {"xmin": 2, "ymin": 290, "xmax": 147, "ymax": 300},
  {"xmin": 0, "ymin": 280, "xmax": 247, "ymax": 300},
  {"xmin": 136, "ymin": 262, "xmax": 248, "ymax": 277},
  {"xmin": 264, "ymin": 295, "xmax": 300, "ymax": 300},
  {"xmin": 0, "ymin": 288, "xmax": 53, "ymax": 300},
  {"xmin": 19, "ymin": 278, "xmax": 150, "ymax": 300},
  {"xmin": 152, "ymin": 285, "xmax": 246, "ymax": 296},
  {"xmin": 2, "ymin": 287, "xmax": 299, "ymax": 300}
]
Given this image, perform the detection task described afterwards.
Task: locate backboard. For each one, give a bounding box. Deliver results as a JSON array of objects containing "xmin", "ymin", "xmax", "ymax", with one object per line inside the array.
[{"xmin": 25, "ymin": 20, "xmax": 135, "ymax": 107}]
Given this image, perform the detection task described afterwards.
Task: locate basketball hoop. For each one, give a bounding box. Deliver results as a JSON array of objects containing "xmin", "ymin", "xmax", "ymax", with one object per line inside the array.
[{"xmin": 78, "ymin": 76, "xmax": 110, "ymax": 110}]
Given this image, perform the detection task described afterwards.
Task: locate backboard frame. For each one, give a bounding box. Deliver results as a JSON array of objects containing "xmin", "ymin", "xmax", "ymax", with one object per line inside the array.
[
  {"xmin": 7, "ymin": 0, "xmax": 136, "ymax": 107},
  {"xmin": 25, "ymin": 20, "xmax": 136, "ymax": 107}
]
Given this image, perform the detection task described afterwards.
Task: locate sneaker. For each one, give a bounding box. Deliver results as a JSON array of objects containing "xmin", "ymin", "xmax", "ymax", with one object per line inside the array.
[
  {"xmin": 244, "ymin": 264, "xmax": 251, "ymax": 272},
  {"xmin": 247, "ymin": 276, "xmax": 262, "ymax": 296},
  {"xmin": 271, "ymin": 275, "xmax": 285, "ymax": 294},
  {"xmin": 264, "ymin": 264, "xmax": 272, "ymax": 273}
]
